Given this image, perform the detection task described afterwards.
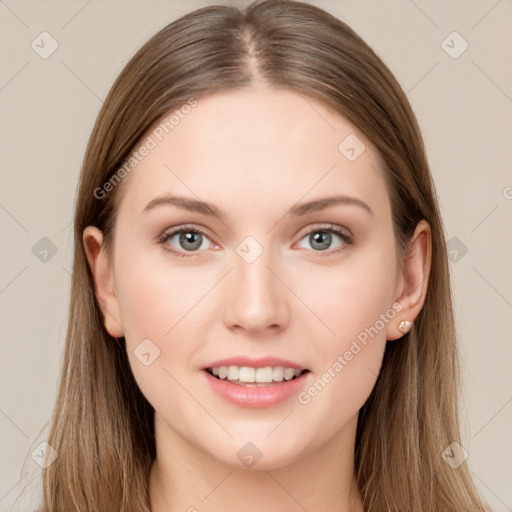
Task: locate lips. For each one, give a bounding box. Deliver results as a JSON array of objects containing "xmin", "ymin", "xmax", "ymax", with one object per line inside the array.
[{"xmin": 201, "ymin": 356, "xmax": 311, "ymax": 408}]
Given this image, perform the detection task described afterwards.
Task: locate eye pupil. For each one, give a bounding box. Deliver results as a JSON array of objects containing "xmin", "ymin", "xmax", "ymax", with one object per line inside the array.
[
  {"xmin": 310, "ymin": 232, "xmax": 332, "ymax": 251},
  {"xmin": 179, "ymin": 231, "xmax": 202, "ymax": 251}
]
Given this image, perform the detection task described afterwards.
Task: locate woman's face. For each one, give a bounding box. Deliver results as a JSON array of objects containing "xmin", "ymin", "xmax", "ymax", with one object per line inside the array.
[{"xmin": 105, "ymin": 87, "xmax": 404, "ymax": 468}]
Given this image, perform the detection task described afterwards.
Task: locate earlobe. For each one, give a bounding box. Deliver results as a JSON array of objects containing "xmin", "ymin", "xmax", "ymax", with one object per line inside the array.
[
  {"xmin": 397, "ymin": 320, "xmax": 413, "ymax": 334},
  {"xmin": 387, "ymin": 220, "xmax": 432, "ymax": 341},
  {"xmin": 83, "ymin": 226, "xmax": 125, "ymax": 338}
]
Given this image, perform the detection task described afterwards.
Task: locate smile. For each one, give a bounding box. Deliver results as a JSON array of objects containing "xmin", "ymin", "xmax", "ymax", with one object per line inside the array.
[
  {"xmin": 206, "ymin": 365, "xmax": 306, "ymax": 385},
  {"xmin": 202, "ymin": 365, "xmax": 311, "ymax": 408}
]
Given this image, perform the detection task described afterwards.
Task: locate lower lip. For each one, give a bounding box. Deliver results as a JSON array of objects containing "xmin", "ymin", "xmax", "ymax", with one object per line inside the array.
[{"xmin": 202, "ymin": 370, "xmax": 310, "ymax": 408}]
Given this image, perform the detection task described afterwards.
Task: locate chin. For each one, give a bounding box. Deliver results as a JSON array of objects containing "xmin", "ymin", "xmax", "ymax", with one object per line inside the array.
[{"xmin": 206, "ymin": 437, "xmax": 307, "ymax": 472}]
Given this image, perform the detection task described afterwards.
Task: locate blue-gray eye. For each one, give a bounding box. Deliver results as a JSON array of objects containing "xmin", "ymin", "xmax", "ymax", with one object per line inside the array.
[
  {"xmin": 164, "ymin": 230, "xmax": 212, "ymax": 252},
  {"xmin": 297, "ymin": 228, "xmax": 349, "ymax": 252}
]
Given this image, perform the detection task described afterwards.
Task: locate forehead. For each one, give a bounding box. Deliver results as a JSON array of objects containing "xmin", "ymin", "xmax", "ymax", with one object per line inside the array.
[{"xmin": 116, "ymin": 87, "xmax": 389, "ymax": 221}]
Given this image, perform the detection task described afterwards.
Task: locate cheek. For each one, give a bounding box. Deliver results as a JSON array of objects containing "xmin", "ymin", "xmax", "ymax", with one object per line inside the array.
[
  {"xmin": 116, "ymin": 260, "xmax": 174, "ymax": 341},
  {"xmin": 294, "ymin": 236, "xmax": 397, "ymax": 413},
  {"xmin": 114, "ymin": 241, "xmax": 212, "ymax": 341},
  {"xmin": 302, "ymin": 235, "xmax": 398, "ymax": 352},
  {"xmin": 113, "ymin": 246, "xmax": 209, "ymax": 404}
]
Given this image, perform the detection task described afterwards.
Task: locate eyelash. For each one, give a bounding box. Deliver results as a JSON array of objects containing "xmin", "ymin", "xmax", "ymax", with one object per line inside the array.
[{"xmin": 158, "ymin": 223, "xmax": 354, "ymax": 259}]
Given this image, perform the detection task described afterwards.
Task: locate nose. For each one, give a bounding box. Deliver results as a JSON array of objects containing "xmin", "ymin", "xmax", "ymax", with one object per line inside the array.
[{"xmin": 222, "ymin": 250, "xmax": 290, "ymax": 335}]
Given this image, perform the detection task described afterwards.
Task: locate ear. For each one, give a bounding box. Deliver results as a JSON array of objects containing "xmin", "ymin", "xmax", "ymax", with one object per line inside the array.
[
  {"xmin": 83, "ymin": 226, "xmax": 125, "ymax": 338},
  {"xmin": 387, "ymin": 219, "xmax": 432, "ymax": 341}
]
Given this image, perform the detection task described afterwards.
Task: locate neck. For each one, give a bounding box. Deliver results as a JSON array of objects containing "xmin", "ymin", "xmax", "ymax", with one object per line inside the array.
[{"xmin": 149, "ymin": 413, "xmax": 364, "ymax": 512}]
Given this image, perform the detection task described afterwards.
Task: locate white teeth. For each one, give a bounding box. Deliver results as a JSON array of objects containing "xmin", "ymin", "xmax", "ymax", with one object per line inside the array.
[
  {"xmin": 255, "ymin": 367, "xmax": 273, "ymax": 383},
  {"xmin": 283, "ymin": 368, "xmax": 295, "ymax": 380},
  {"xmin": 272, "ymin": 366, "xmax": 284, "ymax": 381},
  {"xmin": 209, "ymin": 365, "xmax": 304, "ymax": 383},
  {"xmin": 227, "ymin": 366, "xmax": 239, "ymax": 381},
  {"xmin": 238, "ymin": 366, "xmax": 255, "ymax": 382}
]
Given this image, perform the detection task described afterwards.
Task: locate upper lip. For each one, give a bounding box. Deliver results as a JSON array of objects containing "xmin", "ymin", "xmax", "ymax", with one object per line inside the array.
[{"xmin": 203, "ymin": 356, "xmax": 308, "ymax": 370}]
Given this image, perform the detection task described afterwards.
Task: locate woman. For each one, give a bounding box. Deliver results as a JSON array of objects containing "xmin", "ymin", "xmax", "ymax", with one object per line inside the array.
[{"xmin": 41, "ymin": 0, "xmax": 490, "ymax": 510}]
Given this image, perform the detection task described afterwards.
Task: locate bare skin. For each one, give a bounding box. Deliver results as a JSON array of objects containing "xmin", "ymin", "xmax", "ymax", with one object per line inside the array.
[{"xmin": 84, "ymin": 86, "xmax": 431, "ymax": 511}]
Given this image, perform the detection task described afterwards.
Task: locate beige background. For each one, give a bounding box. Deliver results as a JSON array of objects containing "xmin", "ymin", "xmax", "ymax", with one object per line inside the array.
[{"xmin": 1, "ymin": 0, "xmax": 511, "ymax": 510}]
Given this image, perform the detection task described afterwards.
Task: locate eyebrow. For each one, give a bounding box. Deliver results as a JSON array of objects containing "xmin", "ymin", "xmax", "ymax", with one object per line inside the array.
[{"xmin": 142, "ymin": 194, "xmax": 373, "ymax": 218}]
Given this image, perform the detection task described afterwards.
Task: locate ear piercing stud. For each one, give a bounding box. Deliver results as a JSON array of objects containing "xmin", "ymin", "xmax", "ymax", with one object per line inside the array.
[{"xmin": 398, "ymin": 320, "xmax": 413, "ymax": 333}]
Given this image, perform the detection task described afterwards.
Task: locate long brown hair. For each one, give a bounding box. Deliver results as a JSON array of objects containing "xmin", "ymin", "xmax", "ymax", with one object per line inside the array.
[{"xmin": 41, "ymin": 1, "xmax": 490, "ymax": 510}]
